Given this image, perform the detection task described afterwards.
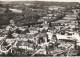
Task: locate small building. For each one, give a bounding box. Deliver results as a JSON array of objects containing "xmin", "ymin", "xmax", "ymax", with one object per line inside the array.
[
  {"xmin": 16, "ymin": 41, "xmax": 28, "ymax": 49},
  {"xmin": 29, "ymin": 27, "xmax": 38, "ymax": 33},
  {"xmin": 36, "ymin": 33, "xmax": 48, "ymax": 44},
  {"xmin": 26, "ymin": 34, "xmax": 35, "ymax": 40},
  {"xmin": 18, "ymin": 33, "xmax": 36, "ymax": 41},
  {"xmin": 47, "ymin": 30, "xmax": 53, "ymax": 41},
  {"xmin": 16, "ymin": 40, "xmax": 35, "ymax": 50}
]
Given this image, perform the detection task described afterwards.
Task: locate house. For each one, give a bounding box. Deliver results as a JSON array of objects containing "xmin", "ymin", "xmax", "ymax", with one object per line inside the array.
[
  {"xmin": 26, "ymin": 34, "xmax": 35, "ymax": 40},
  {"xmin": 47, "ymin": 30, "xmax": 53, "ymax": 41},
  {"xmin": 29, "ymin": 27, "xmax": 38, "ymax": 33},
  {"xmin": 36, "ymin": 33, "xmax": 48, "ymax": 44},
  {"xmin": 16, "ymin": 41, "xmax": 28, "ymax": 49},
  {"xmin": 18, "ymin": 34, "xmax": 27, "ymax": 38},
  {"xmin": 16, "ymin": 40, "xmax": 35, "ymax": 50},
  {"xmin": 56, "ymin": 31, "xmax": 80, "ymax": 41},
  {"xmin": 18, "ymin": 33, "xmax": 35, "ymax": 41}
]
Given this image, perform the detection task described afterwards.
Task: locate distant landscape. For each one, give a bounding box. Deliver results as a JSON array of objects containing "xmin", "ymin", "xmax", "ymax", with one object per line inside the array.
[
  {"xmin": 0, "ymin": 1, "xmax": 80, "ymax": 56},
  {"xmin": 0, "ymin": 1, "xmax": 80, "ymax": 27}
]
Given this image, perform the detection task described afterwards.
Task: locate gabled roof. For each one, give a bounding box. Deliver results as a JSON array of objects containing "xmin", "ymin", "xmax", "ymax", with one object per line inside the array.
[{"xmin": 36, "ymin": 33, "xmax": 47, "ymax": 38}]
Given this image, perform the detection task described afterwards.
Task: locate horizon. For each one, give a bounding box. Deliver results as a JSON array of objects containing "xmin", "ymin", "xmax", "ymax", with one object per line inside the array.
[{"xmin": 0, "ymin": 0, "xmax": 80, "ymax": 2}]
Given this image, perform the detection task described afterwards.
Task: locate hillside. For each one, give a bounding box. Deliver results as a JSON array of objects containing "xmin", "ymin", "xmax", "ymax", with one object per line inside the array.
[{"xmin": 0, "ymin": 1, "xmax": 80, "ymax": 28}]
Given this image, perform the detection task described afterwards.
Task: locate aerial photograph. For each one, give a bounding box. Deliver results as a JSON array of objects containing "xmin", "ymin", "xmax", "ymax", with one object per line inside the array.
[{"xmin": 0, "ymin": 0, "xmax": 80, "ymax": 56}]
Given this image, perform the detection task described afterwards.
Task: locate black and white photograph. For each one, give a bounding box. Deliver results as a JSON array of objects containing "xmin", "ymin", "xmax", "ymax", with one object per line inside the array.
[{"xmin": 0, "ymin": 0, "xmax": 80, "ymax": 56}]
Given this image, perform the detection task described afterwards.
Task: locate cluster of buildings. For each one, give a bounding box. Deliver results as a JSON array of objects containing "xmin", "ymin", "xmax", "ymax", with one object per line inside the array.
[
  {"xmin": 0, "ymin": 3, "xmax": 80, "ymax": 56},
  {"xmin": 0, "ymin": 14, "xmax": 79, "ymax": 56}
]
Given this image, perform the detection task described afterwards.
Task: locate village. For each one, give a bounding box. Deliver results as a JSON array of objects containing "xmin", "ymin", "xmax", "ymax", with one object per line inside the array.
[{"xmin": 0, "ymin": 1, "xmax": 80, "ymax": 56}]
